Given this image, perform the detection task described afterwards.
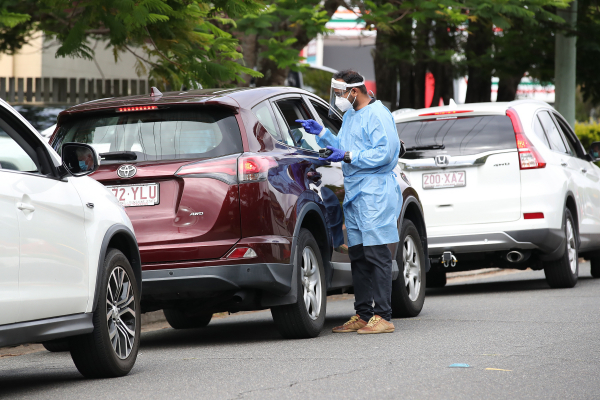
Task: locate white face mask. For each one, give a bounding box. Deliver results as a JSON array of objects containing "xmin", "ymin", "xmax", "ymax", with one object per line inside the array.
[{"xmin": 335, "ymin": 90, "xmax": 356, "ymax": 112}]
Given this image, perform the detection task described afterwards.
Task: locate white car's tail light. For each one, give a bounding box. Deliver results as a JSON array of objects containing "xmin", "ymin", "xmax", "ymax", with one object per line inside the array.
[
  {"xmin": 226, "ymin": 247, "xmax": 258, "ymax": 259},
  {"xmin": 238, "ymin": 156, "xmax": 278, "ymax": 183},
  {"xmin": 507, "ymin": 108, "xmax": 546, "ymax": 170}
]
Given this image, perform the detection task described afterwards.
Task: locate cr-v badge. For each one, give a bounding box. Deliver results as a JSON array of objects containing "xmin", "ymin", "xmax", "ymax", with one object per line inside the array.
[
  {"xmin": 435, "ymin": 155, "xmax": 449, "ymax": 166},
  {"xmin": 117, "ymin": 164, "xmax": 137, "ymax": 178}
]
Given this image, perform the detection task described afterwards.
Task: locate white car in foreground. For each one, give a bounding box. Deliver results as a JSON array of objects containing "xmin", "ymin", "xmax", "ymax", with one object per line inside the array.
[
  {"xmin": 395, "ymin": 100, "xmax": 600, "ymax": 288},
  {"xmin": 0, "ymin": 99, "xmax": 141, "ymax": 378}
]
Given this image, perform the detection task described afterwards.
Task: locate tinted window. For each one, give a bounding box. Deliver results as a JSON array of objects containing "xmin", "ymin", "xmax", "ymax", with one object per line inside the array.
[
  {"xmin": 0, "ymin": 127, "xmax": 37, "ymax": 172},
  {"xmin": 252, "ymin": 101, "xmax": 281, "ymax": 141},
  {"xmin": 396, "ymin": 116, "xmax": 516, "ymax": 159},
  {"xmin": 553, "ymin": 114, "xmax": 583, "ymax": 158},
  {"xmin": 533, "ymin": 116, "xmax": 551, "ymax": 148},
  {"xmin": 537, "ymin": 111, "xmax": 568, "ymax": 154},
  {"xmin": 273, "ymin": 99, "xmax": 317, "ymax": 151},
  {"xmin": 53, "ymin": 109, "xmax": 243, "ymax": 163},
  {"xmin": 310, "ymin": 100, "xmax": 341, "ymax": 135}
]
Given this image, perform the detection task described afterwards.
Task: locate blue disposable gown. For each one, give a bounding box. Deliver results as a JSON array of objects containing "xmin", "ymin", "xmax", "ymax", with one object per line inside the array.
[{"xmin": 317, "ymin": 100, "xmax": 402, "ymax": 247}]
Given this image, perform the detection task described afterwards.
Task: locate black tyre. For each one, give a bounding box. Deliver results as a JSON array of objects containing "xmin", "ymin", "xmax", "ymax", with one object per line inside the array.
[
  {"xmin": 163, "ymin": 308, "xmax": 213, "ymax": 329},
  {"xmin": 544, "ymin": 209, "xmax": 579, "ymax": 288},
  {"xmin": 590, "ymin": 258, "xmax": 600, "ymax": 278},
  {"xmin": 426, "ymin": 269, "xmax": 447, "ymax": 288},
  {"xmin": 271, "ymin": 229, "xmax": 326, "ymax": 339},
  {"xmin": 391, "ymin": 219, "xmax": 426, "ymax": 318},
  {"xmin": 69, "ymin": 248, "xmax": 140, "ymax": 378},
  {"xmin": 42, "ymin": 339, "xmax": 69, "ymax": 352}
]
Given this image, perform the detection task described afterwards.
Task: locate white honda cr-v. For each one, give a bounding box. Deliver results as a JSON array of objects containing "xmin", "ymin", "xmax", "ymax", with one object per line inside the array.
[
  {"xmin": 395, "ymin": 100, "xmax": 600, "ymax": 288},
  {"xmin": 0, "ymin": 99, "xmax": 141, "ymax": 378}
]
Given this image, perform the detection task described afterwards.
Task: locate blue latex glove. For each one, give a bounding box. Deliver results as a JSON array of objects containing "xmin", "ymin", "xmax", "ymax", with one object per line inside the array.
[
  {"xmin": 321, "ymin": 145, "xmax": 345, "ymax": 162},
  {"xmin": 295, "ymin": 119, "xmax": 323, "ymax": 135}
]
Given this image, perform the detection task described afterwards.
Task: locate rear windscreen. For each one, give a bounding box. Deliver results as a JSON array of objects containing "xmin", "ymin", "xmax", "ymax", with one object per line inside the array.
[
  {"xmin": 52, "ymin": 108, "xmax": 243, "ymax": 163},
  {"xmin": 396, "ymin": 116, "xmax": 516, "ymax": 159}
]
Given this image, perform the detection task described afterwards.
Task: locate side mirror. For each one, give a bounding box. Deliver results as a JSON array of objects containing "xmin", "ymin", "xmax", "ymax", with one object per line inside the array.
[
  {"xmin": 589, "ymin": 141, "xmax": 600, "ymax": 161},
  {"xmin": 61, "ymin": 142, "xmax": 99, "ymax": 177}
]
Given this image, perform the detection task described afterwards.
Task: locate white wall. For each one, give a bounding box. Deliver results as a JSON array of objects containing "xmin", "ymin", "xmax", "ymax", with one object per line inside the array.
[{"xmin": 41, "ymin": 38, "xmax": 146, "ymax": 80}]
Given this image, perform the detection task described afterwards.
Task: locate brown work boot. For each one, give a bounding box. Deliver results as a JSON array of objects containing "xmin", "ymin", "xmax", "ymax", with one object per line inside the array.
[
  {"xmin": 332, "ymin": 314, "xmax": 367, "ymax": 333},
  {"xmin": 357, "ymin": 315, "xmax": 395, "ymax": 334}
]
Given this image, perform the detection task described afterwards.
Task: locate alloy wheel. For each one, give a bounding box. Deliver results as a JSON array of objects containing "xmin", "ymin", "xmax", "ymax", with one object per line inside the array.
[
  {"xmin": 403, "ymin": 235, "xmax": 422, "ymax": 301},
  {"xmin": 566, "ymin": 218, "xmax": 577, "ymax": 274},
  {"xmin": 106, "ymin": 266, "xmax": 137, "ymax": 359},
  {"xmin": 301, "ymin": 246, "xmax": 322, "ymax": 320}
]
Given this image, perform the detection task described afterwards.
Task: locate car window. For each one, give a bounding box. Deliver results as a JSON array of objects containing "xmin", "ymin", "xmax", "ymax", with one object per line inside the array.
[
  {"xmin": 396, "ymin": 115, "xmax": 516, "ymax": 160},
  {"xmin": 537, "ymin": 111, "xmax": 569, "ymax": 154},
  {"xmin": 553, "ymin": 113, "xmax": 584, "ymax": 158},
  {"xmin": 532, "ymin": 115, "xmax": 551, "ymax": 148},
  {"xmin": 252, "ymin": 101, "xmax": 282, "ymax": 141},
  {"xmin": 310, "ymin": 100, "xmax": 341, "ymax": 136},
  {"xmin": 272, "ymin": 107, "xmax": 295, "ymax": 147},
  {"xmin": 0, "ymin": 127, "xmax": 38, "ymax": 172},
  {"xmin": 52, "ymin": 108, "xmax": 243, "ymax": 163},
  {"xmin": 273, "ymin": 98, "xmax": 318, "ymax": 151}
]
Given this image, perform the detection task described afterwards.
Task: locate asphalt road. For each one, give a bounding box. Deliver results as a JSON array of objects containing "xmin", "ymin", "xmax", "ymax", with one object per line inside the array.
[{"xmin": 1, "ymin": 263, "xmax": 599, "ymax": 399}]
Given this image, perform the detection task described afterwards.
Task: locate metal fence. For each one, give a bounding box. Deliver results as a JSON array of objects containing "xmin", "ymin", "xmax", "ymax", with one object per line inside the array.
[{"xmin": 0, "ymin": 77, "xmax": 152, "ymax": 105}]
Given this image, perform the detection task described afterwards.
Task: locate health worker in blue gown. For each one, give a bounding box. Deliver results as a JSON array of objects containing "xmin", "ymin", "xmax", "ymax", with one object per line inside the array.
[{"xmin": 296, "ymin": 70, "xmax": 401, "ymax": 335}]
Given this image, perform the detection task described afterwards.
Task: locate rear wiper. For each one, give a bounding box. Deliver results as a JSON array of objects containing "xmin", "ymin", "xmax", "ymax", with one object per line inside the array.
[
  {"xmin": 100, "ymin": 151, "xmax": 137, "ymax": 161},
  {"xmin": 405, "ymin": 145, "xmax": 445, "ymax": 151}
]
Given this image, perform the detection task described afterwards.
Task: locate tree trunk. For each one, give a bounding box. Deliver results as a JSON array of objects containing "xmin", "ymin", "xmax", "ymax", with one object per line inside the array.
[
  {"xmin": 256, "ymin": 57, "xmax": 290, "ymax": 86},
  {"xmin": 398, "ymin": 61, "xmax": 414, "ymax": 109},
  {"xmin": 237, "ymin": 33, "xmax": 258, "ymax": 87},
  {"xmin": 412, "ymin": 19, "xmax": 431, "ymax": 108},
  {"xmin": 430, "ymin": 21, "xmax": 455, "ymax": 107},
  {"xmin": 373, "ymin": 30, "xmax": 398, "ymax": 110},
  {"xmin": 497, "ymin": 74, "xmax": 524, "ymax": 101},
  {"xmin": 465, "ymin": 19, "xmax": 493, "ymax": 103}
]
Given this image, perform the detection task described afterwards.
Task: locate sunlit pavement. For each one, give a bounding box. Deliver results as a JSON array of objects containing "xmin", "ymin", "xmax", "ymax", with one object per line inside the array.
[{"xmin": 1, "ymin": 263, "xmax": 599, "ymax": 399}]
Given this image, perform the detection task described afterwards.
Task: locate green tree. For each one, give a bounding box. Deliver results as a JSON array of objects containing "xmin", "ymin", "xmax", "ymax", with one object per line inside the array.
[
  {"xmin": 234, "ymin": 0, "xmax": 341, "ymax": 86},
  {"xmin": 0, "ymin": 0, "xmax": 264, "ymax": 88}
]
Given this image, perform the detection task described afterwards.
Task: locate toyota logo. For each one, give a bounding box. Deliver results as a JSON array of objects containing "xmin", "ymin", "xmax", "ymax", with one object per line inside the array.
[
  {"xmin": 117, "ymin": 164, "xmax": 137, "ymax": 178},
  {"xmin": 435, "ymin": 155, "xmax": 449, "ymax": 166}
]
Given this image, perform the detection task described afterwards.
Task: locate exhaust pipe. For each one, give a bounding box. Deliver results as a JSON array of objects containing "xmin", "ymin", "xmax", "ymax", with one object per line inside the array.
[
  {"xmin": 506, "ymin": 251, "xmax": 525, "ymax": 263},
  {"xmin": 232, "ymin": 291, "xmax": 246, "ymax": 303}
]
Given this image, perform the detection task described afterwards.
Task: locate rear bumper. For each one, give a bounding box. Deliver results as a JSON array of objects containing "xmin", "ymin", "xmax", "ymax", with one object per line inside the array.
[
  {"xmin": 142, "ymin": 263, "xmax": 294, "ymax": 297},
  {"xmin": 428, "ymin": 228, "xmax": 565, "ymax": 259}
]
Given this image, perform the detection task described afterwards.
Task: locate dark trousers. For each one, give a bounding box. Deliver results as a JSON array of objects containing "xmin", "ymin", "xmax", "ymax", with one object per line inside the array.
[{"xmin": 348, "ymin": 244, "xmax": 393, "ymax": 322}]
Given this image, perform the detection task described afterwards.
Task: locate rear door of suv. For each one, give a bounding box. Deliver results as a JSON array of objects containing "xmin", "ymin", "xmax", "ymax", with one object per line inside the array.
[
  {"xmin": 397, "ymin": 113, "xmax": 520, "ymax": 227},
  {"xmin": 52, "ymin": 107, "xmax": 244, "ymax": 264}
]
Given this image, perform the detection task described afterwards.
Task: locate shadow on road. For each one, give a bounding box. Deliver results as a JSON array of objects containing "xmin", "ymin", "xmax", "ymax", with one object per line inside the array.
[
  {"xmin": 427, "ymin": 275, "xmax": 597, "ymax": 297},
  {"xmin": 139, "ymin": 313, "xmax": 353, "ymax": 350}
]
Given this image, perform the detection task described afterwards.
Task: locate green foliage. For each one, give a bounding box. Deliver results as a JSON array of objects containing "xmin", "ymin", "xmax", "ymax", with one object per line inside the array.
[
  {"xmin": 236, "ymin": 0, "xmax": 332, "ymax": 74},
  {"xmin": 577, "ymin": 0, "xmax": 600, "ymax": 103},
  {"xmin": 0, "ymin": 0, "xmax": 265, "ymax": 88},
  {"xmin": 574, "ymin": 122, "xmax": 600, "ymax": 149}
]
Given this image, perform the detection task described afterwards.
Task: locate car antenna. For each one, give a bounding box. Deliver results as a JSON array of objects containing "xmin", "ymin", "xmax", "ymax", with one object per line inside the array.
[{"xmin": 150, "ymin": 86, "xmax": 163, "ymax": 97}]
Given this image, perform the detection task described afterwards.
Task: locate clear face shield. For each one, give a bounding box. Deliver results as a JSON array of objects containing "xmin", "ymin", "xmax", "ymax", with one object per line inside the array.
[{"xmin": 328, "ymin": 77, "xmax": 366, "ymax": 118}]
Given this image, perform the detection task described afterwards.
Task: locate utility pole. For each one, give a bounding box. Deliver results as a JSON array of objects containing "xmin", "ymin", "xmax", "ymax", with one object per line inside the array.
[{"xmin": 555, "ymin": 1, "xmax": 577, "ymax": 128}]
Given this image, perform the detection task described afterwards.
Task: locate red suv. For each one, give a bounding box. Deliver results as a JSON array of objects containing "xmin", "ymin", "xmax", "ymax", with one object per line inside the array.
[{"xmin": 50, "ymin": 87, "xmax": 429, "ymax": 338}]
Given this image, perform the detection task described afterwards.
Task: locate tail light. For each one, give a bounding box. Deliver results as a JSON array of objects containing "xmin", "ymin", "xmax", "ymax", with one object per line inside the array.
[
  {"xmin": 226, "ymin": 247, "xmax": 258, "ymax": 259},
  {"xmin": 238, "ymin": 156, "xmax": 278, "ymax": 183},
  {"xmin": 175, "ymin": 154, "xmax": 277, "ymax": 185},
  {"xmin": 175, "ymin": 154, "xmax": 238, "ymax": 185},
  {"xmin": 507, "ymin": 108, "xmax": 546, "ymax": 170}
]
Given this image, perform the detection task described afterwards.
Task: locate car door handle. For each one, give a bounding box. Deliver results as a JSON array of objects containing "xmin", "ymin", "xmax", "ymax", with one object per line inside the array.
[
  {"xmin": 307, "ymin": 171, "xmax": 322, "ymax": 181},
  {"xmin": 561, "ymin": 161, "xmax": 568, "ymax": 167},
  {"xmin": 17, "ymin": 202, "xmax": 35, "ymax": 212},
  {"xmin": 581, "ymin": 168, "xmax": 588, "ymax": 173}
]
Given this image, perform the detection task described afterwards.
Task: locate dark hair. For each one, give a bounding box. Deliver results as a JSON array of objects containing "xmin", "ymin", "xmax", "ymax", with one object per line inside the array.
[{"xmin": 332, "ymin": 69, "xmax": 367, "ymax": 95}]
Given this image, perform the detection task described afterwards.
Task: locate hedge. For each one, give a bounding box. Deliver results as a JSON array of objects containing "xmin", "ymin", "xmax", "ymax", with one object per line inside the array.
[{"xmin": 574, "ymin": 122, "xmax": 600, "ymax": 150}]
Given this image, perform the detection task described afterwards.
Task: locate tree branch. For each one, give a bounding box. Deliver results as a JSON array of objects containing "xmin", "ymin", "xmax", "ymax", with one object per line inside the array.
[
  {"xmin": 144, "ymin": 27, "xmax": 182, "ymax": 69},
  {"xmin": 123, "ymin": 44, "xmax": 161, "ymax": 68}
]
